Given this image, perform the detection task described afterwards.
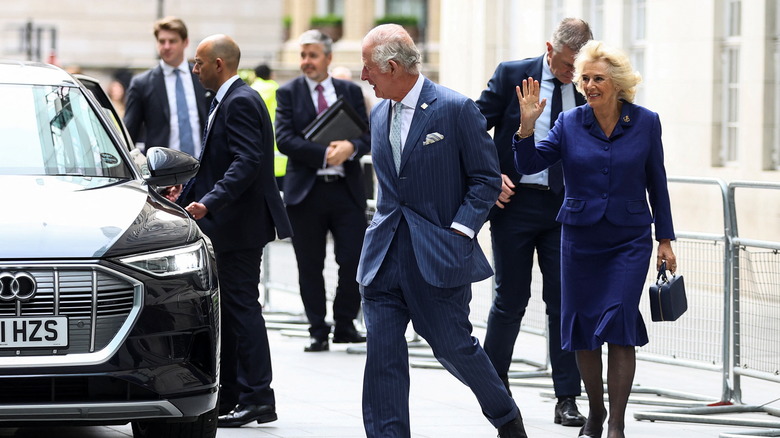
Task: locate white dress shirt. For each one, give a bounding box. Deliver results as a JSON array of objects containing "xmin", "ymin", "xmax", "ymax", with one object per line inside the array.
[{"xmin": 161, "ymin": 60, "xmax": 202, "ymax": 157}]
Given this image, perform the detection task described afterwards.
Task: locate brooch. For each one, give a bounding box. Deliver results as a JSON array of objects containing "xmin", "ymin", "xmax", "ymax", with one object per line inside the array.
[{"xmin": 623, "ymin": 115, "xmax": 630, "ymax": 122}]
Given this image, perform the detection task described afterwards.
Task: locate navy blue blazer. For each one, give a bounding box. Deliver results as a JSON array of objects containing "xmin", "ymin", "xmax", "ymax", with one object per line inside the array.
[
  {"xmin": 124, "ymin": 63, "xmax": 211, "ymax": 149},
  {"xmin": 357, "ymin": 78, "xmax": 501, "ymax": 289},
  {"xmin": 275, "ymin": 76, "xmax": 370, "ymax": 207},
  {"xmin": 179, "ymin": 79, "xmax": 292, "ymax": 251},
  {"xmin": 476, "ymin": 54, "xmax": 586, "ymax": 181},
  {"xmin": 513, "ymin": 102, "xmax": 675, "ymax": 240}
]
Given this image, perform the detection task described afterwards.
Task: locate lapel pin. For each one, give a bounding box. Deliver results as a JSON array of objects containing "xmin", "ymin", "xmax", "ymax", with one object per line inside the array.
[
  {"xmin": 623, "ymin": 115, "xmax": 630, "ymax": 122},
  {"xmin": 421, "ymin": 103, "xmax": 428, "ymax": 110}
]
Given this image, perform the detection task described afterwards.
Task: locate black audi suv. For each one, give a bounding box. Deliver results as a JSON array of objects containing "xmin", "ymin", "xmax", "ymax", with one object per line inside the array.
[{"xmin": 0, "ymin": 61, "xmax": 220, "ymax": 437}]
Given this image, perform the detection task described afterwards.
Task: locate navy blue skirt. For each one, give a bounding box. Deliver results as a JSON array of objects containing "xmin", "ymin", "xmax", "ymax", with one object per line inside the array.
[{"xmin": 560, "ymin": 218, "xmax": 653, "ymax": 351}]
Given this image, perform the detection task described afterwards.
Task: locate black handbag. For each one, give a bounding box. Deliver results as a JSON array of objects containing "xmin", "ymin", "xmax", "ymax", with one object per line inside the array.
[{"xmin": 649, "ymin": 261, "xmax": 687, "ymax": 322}]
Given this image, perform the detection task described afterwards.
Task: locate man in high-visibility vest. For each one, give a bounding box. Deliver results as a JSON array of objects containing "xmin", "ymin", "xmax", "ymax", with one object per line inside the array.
[{"xmin": 251, "ymin": 64, "xmax": 287, "ymax": 190}]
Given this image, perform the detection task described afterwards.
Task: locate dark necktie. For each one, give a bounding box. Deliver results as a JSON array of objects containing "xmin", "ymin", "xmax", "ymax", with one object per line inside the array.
[
  {"xmin": 174, "ymin": 70, "xmax": 195, "ymax": 156},
  {"xmin": 550, "ymin": 77, "xmax": 563, "ymax": 128},
  {"xmin": 202, "ymin": 98, "xmax": 218, "ymax": 147},
  {"xmin": 548, "ymin": 78, "xmax": 564, "ymax": 193},
  {"xmin": 315, "ymin": 84, "xmax": 328, "ymax": 115}
]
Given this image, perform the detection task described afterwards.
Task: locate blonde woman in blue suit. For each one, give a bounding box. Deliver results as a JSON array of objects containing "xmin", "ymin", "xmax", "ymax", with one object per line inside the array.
[{"xmin": 513, "ymin": 40, "xmax": 677, "ymax": 438}]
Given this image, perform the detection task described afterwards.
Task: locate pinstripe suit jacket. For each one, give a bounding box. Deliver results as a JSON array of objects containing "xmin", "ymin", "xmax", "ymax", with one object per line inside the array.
[{"xmin": 357, "ymin": 77, "xmax": 501, "ymax": 289}]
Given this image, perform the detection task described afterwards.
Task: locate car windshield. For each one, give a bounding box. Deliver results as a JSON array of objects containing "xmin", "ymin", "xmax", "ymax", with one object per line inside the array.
[{"xmin": 0, "ymin": 83, "xmax": 132, "ymax": 179}]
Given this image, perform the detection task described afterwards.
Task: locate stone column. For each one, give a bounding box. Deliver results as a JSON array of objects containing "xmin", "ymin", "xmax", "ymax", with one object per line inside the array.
[
  {"xmin": 281, "ymin": 0, "xmax": 317, "ymax": 65},
  {"xmin": 332, "ymin": 0, "xmax": 374, "ymax": 68}
]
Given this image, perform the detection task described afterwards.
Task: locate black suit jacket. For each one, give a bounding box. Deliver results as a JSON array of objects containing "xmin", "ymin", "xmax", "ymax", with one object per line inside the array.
[
  {"xmin": 275, "ymin": 76, "xmax": 370, "ymax": 207},
  {"xmin": 476, "ymin": 54, "xmax": 586, "ymax": 182},
  {"xmin": 124, "ymin": 63, "xmax": 210, "ymax": 149},
  {"xmin": 179, "ymin": 79, "xmax": 292, "ymax": 252}
]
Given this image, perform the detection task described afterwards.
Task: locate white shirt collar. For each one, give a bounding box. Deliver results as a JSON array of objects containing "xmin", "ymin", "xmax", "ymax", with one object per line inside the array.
[
  {"xmin": 395, "ymin": 74, "xmax": 425, "ymax": 110},
  {"xmin": 160, "ymin": 59, "xmax": 190, "ymax": 76},
  {"xmin": 214, "ymin": 75, "xmax": 241, "ymax": 103},
  {"xmin": 304, "ymin": 75, "xmax": 333, "ymax": 93}
]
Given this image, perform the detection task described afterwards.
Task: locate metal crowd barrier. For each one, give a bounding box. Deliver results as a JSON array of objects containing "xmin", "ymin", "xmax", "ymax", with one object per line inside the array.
[
  {"xmin": 631, "ymin": 179, "xmax": 780, "ymax": 436},
  {"xmin": 257, "ymin": 159, "xmax": 780, "ymax": 435}
]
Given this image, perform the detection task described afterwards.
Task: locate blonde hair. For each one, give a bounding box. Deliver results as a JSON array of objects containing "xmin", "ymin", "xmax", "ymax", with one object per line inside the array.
[{"xmin": 573, "ymin": 40, "xmax": 642, "ymax": 103}]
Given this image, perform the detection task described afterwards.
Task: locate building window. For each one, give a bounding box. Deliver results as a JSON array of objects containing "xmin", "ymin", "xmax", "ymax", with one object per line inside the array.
[
  {"xmin": 584, "ymin": 0, "xmax": 603, "ymax": 40},
  {"xmin": 547, "ymin": 0, "xmax": 566, "ymax": 36},
  {"xmin": 720, "ymin": 0, "xmax": 741, "ymax": 166},
  {"xmin": 627, "ymin": 0, "xmax": 646, "ymax": 104},
  {"xmin": 384, "ymin": 0, "xmax": 426, "ymax": 17},
  {"xmin": 318, "ymin": 0, "xmax": 344, "ymax": 16}
]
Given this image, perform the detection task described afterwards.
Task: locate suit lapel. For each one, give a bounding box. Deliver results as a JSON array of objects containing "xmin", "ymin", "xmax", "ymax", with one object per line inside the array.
[
  {"xmin": 400, "ymin": 79, "xmax": 437, "ymax": 172},
  {"xmin": 295, "ymin": 77, "xmax": 318, "ymax": 121},
  {"xmin": 203, "ymin": 79, "xmax": 244, "ymax": 148},
  {"xmin": 373, "ymin": 100, "xmax": 392, "ymax": 175},
  {"xmin": 152, "ymin": 67, "xmax": 170, "ymax": 121}
]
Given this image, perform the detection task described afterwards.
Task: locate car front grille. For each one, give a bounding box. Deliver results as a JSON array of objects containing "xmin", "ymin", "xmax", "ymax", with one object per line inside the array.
[{"xmin": 0, "ymin": 265, "xmax": 138, "ymax": 357}]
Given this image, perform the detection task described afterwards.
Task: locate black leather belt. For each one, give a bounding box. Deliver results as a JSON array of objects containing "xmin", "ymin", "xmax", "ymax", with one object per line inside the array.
[
  {"xmin": 517, "ymin": 183, "xmax": 550, "ymax": 191},
  {"xmin": 316, "ymin": 174, "xmax": 344, "ymax": 183}
]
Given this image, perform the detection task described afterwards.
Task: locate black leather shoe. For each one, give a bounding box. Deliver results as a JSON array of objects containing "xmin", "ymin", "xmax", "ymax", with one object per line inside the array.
[
  {"xmin": 217, "ymin": 404, "xmax": 277, "ymax": 427},
  {"xmin": 332, "ymin": 326, "xmax": 366, "ymax": 343},
  {"xmin": 554, "ymin": 396, "xmax": 586, "ymax": 427},
  {"xmin": 304, "ymin": 337, "xmax": 329, "ymax": 352},
  {"xmin": 497, "ymin": 413, "xmax": 528, "ymax": 438}
]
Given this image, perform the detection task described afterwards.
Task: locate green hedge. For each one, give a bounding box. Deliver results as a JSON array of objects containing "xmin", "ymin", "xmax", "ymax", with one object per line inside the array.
[
  {"xmin": 310, "ymin": 14, "xmax": 343, "ymax": 26},
  {"xmin": 375, "ymin": 15, "xmax": 419, "ymax": 27}
]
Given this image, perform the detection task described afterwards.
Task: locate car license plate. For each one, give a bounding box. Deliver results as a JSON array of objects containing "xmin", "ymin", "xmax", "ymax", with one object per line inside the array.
[{"xmin": 0, "ymin": 317, "xmax": 68, "ymax": 348}]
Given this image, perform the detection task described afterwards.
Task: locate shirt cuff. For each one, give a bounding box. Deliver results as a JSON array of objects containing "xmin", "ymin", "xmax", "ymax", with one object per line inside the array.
[{"xmin": 450, "ymin": 222, "xmax": 474, "ymax": 239}]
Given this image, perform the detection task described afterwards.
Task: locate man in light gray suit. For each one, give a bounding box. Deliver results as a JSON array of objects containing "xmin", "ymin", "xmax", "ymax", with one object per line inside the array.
[{"xmin": 357, "ymin": 24, "xmax": 527, "ymax": 438}]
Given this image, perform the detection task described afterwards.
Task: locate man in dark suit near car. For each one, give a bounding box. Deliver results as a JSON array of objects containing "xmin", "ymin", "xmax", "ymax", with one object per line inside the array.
[
  {"xmin": 124, "ymin": 16, "xmax": 210, "ymax": 154},
  {"xmin": 357, "ymin": 24, "xmax": 527, "ymax": 438},
  {"xmin": 175, "ymin": 33, "xmax": 292, "ymax": 428},
  {"xmin": 475, "ymin": 17, "xmax": 592, "ymax": 428},
  {"xmin": 275, "ymin": 29, "xmax": 370, "ymax": 352}
]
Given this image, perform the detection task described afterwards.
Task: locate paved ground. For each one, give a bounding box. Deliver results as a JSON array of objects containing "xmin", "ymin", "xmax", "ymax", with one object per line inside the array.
[
  {"xmin": 1, "ymin": 237, "xmax": 779, "ymax": 438},
  {"xmin": 1, "ymin": 310, "xmax": 779, "ymax": 438}
]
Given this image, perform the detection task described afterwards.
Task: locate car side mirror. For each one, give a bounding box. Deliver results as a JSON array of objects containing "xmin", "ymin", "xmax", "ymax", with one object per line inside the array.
[{"xmin": 144, "ymin": 147, "xmax": 200, "ymax": 186}]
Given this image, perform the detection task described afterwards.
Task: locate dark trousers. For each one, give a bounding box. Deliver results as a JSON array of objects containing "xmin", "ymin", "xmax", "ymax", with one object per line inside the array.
[
  {"xmin": 287, "ymin": 179, "xmax": 366, "ymax": 340},
  {"xmin": 217, "ymin": 247, "xmax": 275, "ymax": 410},
  {"xmin": 484, "ymin": 186, "xmax": 582, "ymax": 397},
  {"xmin": 361, "ymin": 219, "xmax": 518, "ymax": 437}
]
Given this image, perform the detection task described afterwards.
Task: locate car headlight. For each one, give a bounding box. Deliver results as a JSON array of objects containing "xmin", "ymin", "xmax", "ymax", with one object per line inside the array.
[{"xmin": 119, "ymin": 241, "xmax": 212, "ymax": 289}]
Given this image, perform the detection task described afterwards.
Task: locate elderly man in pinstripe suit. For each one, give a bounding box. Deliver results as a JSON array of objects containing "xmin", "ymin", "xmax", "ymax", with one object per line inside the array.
[{"xmin": 356, "ymin": 24, "xmax": 528, "ymax": 438}]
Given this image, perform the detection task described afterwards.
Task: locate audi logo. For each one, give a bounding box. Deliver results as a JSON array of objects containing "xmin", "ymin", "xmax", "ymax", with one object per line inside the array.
[{"xmin": 0, "ymin": 272, "xmax": 37, "ymax": 302}]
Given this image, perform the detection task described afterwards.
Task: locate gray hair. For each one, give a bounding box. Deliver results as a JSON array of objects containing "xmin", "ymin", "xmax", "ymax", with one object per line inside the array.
[
  {"xmin": 550, "ymin": 18, "xmax": 593, "ymax": 53},
  {"xmin": 363, "ymin": 24, "xmax": 421, "ymax": 75},
  {"xmin": 299, "ymin": 29, "xmax": 333, "ymax": 55}
]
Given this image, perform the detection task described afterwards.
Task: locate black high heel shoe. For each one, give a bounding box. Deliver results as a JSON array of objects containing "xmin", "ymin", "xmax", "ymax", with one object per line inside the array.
[{"xmin": 577, "ymin": 425, "xmax": 603, "ymax": 438}]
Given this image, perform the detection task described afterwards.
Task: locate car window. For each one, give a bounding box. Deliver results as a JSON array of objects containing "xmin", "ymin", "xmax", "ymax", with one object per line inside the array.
[
  {"xmin": 0, "ymin": 83, "xmax": 133, "ymax": 179},
  {"xmin": 75, "ymin": 74, "xmax": 136, "ymax": 152}
]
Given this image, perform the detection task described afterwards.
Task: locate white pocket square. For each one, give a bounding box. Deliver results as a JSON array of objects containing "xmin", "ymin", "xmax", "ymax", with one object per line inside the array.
[{"xmin": 423, "ymin": 132, "xmax": 444, "ymax": 145}]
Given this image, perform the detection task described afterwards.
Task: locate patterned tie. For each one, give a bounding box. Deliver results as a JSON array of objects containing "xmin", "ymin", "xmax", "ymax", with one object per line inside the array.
[
  {"xmin": 390, "ymin": 102, "xmax": 403, "ymax": 174},
  {"xmin": 315, "ymin": 84, "xmax": 328, "ymax": 115},
  {"xmin": 548, "ymin": 78, "xmax": 564, "ymax": 193},
  {"xmin": 202, "ymin": 98, "xmax": 218, "ymax": 147},
  {"xmin": 174, "ymin": 70, "xmax": 195, "ymax": 156}
]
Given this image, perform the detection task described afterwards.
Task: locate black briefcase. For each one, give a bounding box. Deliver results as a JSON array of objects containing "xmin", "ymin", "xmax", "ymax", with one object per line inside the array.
[{"xmin": 649, "ymin": 261, "xmax": 687, "ymax": 322}]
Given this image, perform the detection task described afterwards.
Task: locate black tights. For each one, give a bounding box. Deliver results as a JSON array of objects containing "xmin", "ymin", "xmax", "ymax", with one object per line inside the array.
[{"xmin": 576, "ymin": 344, "xmax": 636, "ymax": 438}]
